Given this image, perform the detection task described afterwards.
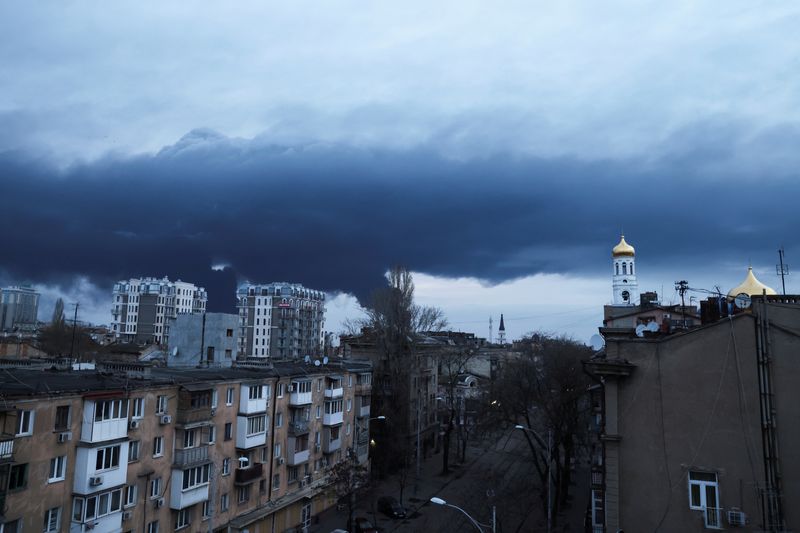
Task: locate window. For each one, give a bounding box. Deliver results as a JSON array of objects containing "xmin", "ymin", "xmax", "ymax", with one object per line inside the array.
[
  {"xmin": 94, "ymin": 399, "xmax": 128, "ymax": 421},
  {"xmin": 274, "ymin": 442, "xmax": 282, "ymax": 458},
  {"xmin": 348, "ymin": 375, "xmax": 353, "ymax": 387},
  {"xmin": 225, "ymin": 349, "xmax": 232, "ymax": 359},
  {"xmin": 316, "ymin": 406, "xmax": 321, "ymax": 419},
  {"xmin": 156, "ymin": 395, "xmax": 167, "ymax": 414},
  {"xmin": 16, "ymin": 409, "xmax": 34, "ymax": 436},
  {"xmin": 222, "ymin": 458, "xmax": 231, "ymax": 475},
  {"xmin": 73, "ymin": 488, "xmax": 123, "ymax": 521},
  {"xmin": 208, "ymin": 425, "xmax": 216, "ymax": 444},
  {"xmin": 44, "ymin": 507, "xmax": 61, "ymax": 532},
  {"xmin": 689, "ymin": 471, "xmax": 721, "ymax": 527},
  {"xmin": 202, "ymin": 500, "xmax": 211, "ymax": 519},
  {"xmin": 182, "ymin": 464, "xmax": 210, "ymax": 490},
  {"xmin": 128, "ymin": 440, "xmax": 140, "ymax": 462},
  {"xmin": 276, "ymin": 412, "xmax": 283, "ymax": 427},
  {"xmin": 54, "ymin": 405, "xmax": 70, "ymax": 430},
  {"xmin": 149, "ymin": 478, "xmax": 162, "ymax": 498},
  {"xmin": 317, "ymin": 379, "xmax": 321, "ymax": 392},
  {"xmin": 330, "ymin": 426, "xmax": 340, "ymax": 441},
  {"xmin": 272, "ymin": 473, "xmax": 280, "ymax": 490},
  {"xmin": 226, "ymin": 329, "xmax": 233, "ymax": 337},
  {"xmin": 147, "ymin": 521, "xmax": 159, "ymax": 533},
  {"xmin": 48, "ymin": 456, "xmax": 67, "ymax": 482},
  {"xmin": 220, "ymin": 493, "xmax": 229, "ymax": 512},
  {"xmin": 226, "ymin": 387, "xmax": 234, "ymax": 405},
  {"xmin": 259, "ymin": 479, "xmax": 266, "ymax": 493},
  {"xmin": 261, "ymin": 447, "xmax": 269, "ymax": 462},
  {"xmin": 132, "ymin": 397, "xmax": 145, "ymax": 418},
  {"xmin": 224, "ymin": 423, "xmax": 232, "ymax": 440},
  {"xmin": 346, "ymin": 422, "xmax": 351, "ymax": 436},
  {"xmin": 347, "ymin": 398, "xmax": 352, "ymax": 412},
  {"xmin": 278, "ymin": 383, "xmax": 284, "ymax": 397},
  {"xmin": 175, "ymin": 509, "xmax": 190, "ymax": 530},
  {"xmin": 183, "ymin": 428, "xmax": 197, "ymax": 448},
  {"xmin": 288, "ymin": 466, "xmax": 298, "ymax": 483},
  {"xmin": 95, "ymin": 445, "xmax": 121, "ymax": 471},
  {"xmin": 153, "ymin": 436, "xmax": 164, "ymax": 457},
  {"xmin": 325, "ymin": 400, "xmax": 343, "ymax": 414},
  {"xmin": 249, "ymin": 385, "xmax": 264, "ymax": 400},
  {"xmin": 124, "ymin": 484, "xmax": 137, "ymax": 507},
  {"xmin": 247, "ymin": 415, "xmax": 266, "ymax": 436},
  {"xmin": 237, "ymin": 485, "xmax": 250, "ymax": 503}
]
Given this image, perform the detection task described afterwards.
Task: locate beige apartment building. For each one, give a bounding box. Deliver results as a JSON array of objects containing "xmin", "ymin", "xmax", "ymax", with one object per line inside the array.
[{"xmin": 0, "ymin": 359, "xmax": 373, "ymax": 533}]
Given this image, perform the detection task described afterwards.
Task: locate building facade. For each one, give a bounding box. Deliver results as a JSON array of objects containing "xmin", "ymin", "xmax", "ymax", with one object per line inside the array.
[
  {"xmin": 236, "ymin": 283, "xmax": 325, "ymax": 360},
  {"xmin": 167, "ymin": 312, "xmax": 239, "ymax": 367},
  {"xmin": 0, "ymin": 286, "xmax": 40, "ymax": 333},
  {"xmin": 111, "ymin": 277, "xmax": 207, "ymax": 345},
  {"xmin": 0, "ymin": 360, "xmax": 372, "ymax": 533}
]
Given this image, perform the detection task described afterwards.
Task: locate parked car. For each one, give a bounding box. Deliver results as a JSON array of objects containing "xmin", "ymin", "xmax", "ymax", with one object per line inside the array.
[
  {"xmin": 354, "ymin": 517, "xmax": 378, "ymax": 533},
  {"xmin": 377, "ymin": 496, "xmax": 407, "ymax": 519}
]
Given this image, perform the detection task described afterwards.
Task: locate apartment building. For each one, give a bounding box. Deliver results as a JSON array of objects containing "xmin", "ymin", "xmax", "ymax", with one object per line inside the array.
[
  {"xmin": 0, "ymin": 359, "xmax": 373, "ymax": 533},
  {"xmin": 111, "ymin": 277, "xmax": 207, "ymax": 345},
  {"xmin": 236, "ymin": 283, "xmax": 325, "ymax": 360},
  {"xmin": 0, "ymin": 285, "xmax": 39, "ymax": 333}
]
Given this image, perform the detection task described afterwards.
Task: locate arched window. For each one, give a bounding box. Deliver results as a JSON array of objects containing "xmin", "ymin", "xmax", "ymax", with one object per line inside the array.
[
  {"xmin": 615, "ymin": 263, "xmax": 619, "ymax": 275},
  {"xmin": 622, "ymin": 263, "xmax": 627, "ymax": 275},
  {"xmin": 630, "ymin": 263, "xmax": 634, "ymax": 275}
]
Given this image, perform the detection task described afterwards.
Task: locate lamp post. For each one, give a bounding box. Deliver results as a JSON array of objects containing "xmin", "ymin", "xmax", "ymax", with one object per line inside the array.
[
  {"xmin": 430, "ymin": 497, "xmax": 495, "ymax": 533},
  {"xmin": 515, "ymin": 424, "xmax": 552, "ymax": 533}
]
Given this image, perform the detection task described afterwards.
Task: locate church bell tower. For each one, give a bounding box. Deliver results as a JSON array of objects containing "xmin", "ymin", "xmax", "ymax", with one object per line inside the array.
[{"xmin": 612, "ymin": 235, "xmax": 638, "ymax": 305}]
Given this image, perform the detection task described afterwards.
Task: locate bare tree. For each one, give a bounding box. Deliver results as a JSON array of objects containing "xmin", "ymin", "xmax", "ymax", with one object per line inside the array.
[
  {"xmin": 329, "ymin": 454, "xmax": 371, "ymax": 532},
  {"xmin": 438, "ymin": 345, "xmax": 476, "ymax": 474},
  {"xmin": 482, "ymin": 333, "xmax": 592, "ymax": 524}
]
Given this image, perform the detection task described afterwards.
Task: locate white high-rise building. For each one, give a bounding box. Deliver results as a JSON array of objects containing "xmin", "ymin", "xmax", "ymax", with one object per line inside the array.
[
  {"xmin": 236, "ymin": 282, "xmax": 325, "ymax": 359},
  {"xmin": 111, "ymin": 277, "xmax": 207, "ymax": 344},
  {"xmin": 611, "ymin": 235, "xmax": 638, "ymax": 306}
]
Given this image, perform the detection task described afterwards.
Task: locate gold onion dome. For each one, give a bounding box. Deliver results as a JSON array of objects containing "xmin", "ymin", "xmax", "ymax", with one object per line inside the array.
[
  {"xmin": 612, "ymin": 235, "xmax": 635, "ymax": 257},
  {"xmin": 727, "ymin": 267, "xmax": 777, "ymax": 298}
]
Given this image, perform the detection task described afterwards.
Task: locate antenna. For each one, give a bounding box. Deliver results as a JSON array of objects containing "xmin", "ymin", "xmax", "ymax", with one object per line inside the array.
[
  {"xmin": 777, "ymin": 246, "xmax": 789, "ymax": 295},
  {"xmin": 635, "ymin": 324, "xmax": 646, "ymax": 337},
  {"xmin": 314, "ymin": 359, "xmax": 321, "ymax": 367}
]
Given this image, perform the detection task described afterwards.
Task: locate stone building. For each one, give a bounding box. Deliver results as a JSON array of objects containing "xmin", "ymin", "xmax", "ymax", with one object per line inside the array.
[{"xmin": 0, "ymin": 359, "xmax": 372, "ymax": 533}]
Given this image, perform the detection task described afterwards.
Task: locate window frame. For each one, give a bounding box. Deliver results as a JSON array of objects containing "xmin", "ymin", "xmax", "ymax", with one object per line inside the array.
[{"xmin": 48, "ymin": 455, "xmax": 67, "ymax": 483}]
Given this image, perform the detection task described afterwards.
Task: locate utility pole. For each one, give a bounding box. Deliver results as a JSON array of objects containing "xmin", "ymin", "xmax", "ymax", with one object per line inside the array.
[
  {"xmin": 777, "ymin": 247, "xmax": 789, "ymax": 295},
  {"xmin": 675, "ymin": 280, "xmax": 689, "ymax": 328}
]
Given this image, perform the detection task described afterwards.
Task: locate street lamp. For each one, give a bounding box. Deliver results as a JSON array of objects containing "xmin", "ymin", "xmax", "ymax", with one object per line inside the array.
[
  {"xmin": 430, "ymin": 497, "xmax": 495, "ymax": 533},
  {"xmin": 515, "ymin": 425, "xmax": 552, "ymax": 533}
]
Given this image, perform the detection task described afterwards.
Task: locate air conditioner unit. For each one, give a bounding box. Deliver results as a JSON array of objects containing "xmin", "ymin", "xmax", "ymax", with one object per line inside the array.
[
  {"xmin": 129, "ymin": 419, "xmax": 140, "ymax": 430},
  {"xmin": 155, "ymin": 497, "xmax": 165, "ymax": 508},
  {"xmin": 122, "ymin": 511, "xmax": 132, "ymax": 521},
  {"xmin": 278, "ymin": 457, "xmax": 285, "ymax": 465},
  {"xmin": 210, "ymin": 408, "xmax": 217, "ymax": 416},
  {"xmin": 160, "ymin": 415, "xmax": 172, "ymax": 425},
  {"xmin": 57, "ymin": 431, "xmax": 72, "ymax": 443},
  {"xmin": 89, "ymin": 476, "xmax": 103, "ymax": 486},
  {"xmin": 315, "ymin": 444, "xmax": 321, "ymax": 452},
  {"xmin": 727, "ymin": 508, "xmax": 748, "ymax": 526}
]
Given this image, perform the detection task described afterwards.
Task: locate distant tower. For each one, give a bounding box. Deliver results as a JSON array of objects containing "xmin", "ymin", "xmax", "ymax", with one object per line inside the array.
[
  {"xmin": 498, "ymin": 314, "xmax": 506, "ymax": 344},
  {"xmin": 612, "ymin": 235, "xmax": 638, "ymax": 306}
]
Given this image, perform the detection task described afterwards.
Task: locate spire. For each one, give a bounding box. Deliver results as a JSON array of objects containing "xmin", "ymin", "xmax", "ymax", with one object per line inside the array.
[
  {"xmin": 499, "ymin": 314, "xmax": 505, "ymax": 331},
  {"xmin": 497, "ymin": 314, "xmax": 506, "ymax": 344}
]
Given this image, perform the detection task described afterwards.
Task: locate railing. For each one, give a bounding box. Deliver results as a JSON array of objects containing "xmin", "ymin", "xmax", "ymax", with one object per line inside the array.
[
  {"xmin": 175, "ymin": 407, "xmax": 213, "ymax": 425},
  {"xmin": 0, "ymin": 438, "xmax": 14, "ymax": 460},
  {"xmin": 173, "ymin": 445, "xmax": 209, "ymax": 466},
  {"xmin": 288, "ymin": 420, "xmax": 309, "ymax": 435},
  {"xmin": 235, "ymin": 463, "xmax": 264, "ymax": 485},
  {"xmin": 703, "ymin": 507, "xmax": 722, "ymax": 529}
]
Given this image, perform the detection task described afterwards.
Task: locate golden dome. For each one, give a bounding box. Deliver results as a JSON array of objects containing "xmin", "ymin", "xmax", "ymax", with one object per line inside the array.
[
  {"xmin": 727, "ymin": 267, "xmax": 777, "ymax": 298},
  {"xmin": 612, "ymin": 235, "xmax": 635, "ymax": 257}
]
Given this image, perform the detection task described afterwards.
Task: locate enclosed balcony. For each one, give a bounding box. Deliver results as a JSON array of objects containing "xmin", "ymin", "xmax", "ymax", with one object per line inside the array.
[
  {"xmin": 287, "ymin": 435, "xmax": 310, "ymax": 466},
  {"xmin": 80, "ymin": 397, "xmax": 129, "ymax": 443},
  {"xmin": 0, "ymin": 438, "xmax": 13, "ymax": 463},
  {"xmin": 355, "ymin": 373, "xmax": 372, "ymax": 395},
  {"xmin": 288, "ymin": 419, "xmax": 310, "ymax": 436},
  {"xmin": 173, "ymin": 445, "xmax": 209, "ymax": 467},
  {"xmin": 176, "ymin": 385, "xmax": 213, "ymax": 426},
  {"xmin": 236, "ymin": 415, "xmax": 267, "ymax": 449},
  {"xmin": 74, "ymin": 443, "xmax": 129, "ymax": 494},
  {"xmin": 323, "ymin": 399, "xmax": 343, "ymax": 426},
  {"xmin": 170, "ymin": 464, "xmax": 210, "ymax": 510},
  {"xmin": 239, "ymin": 383, "xmax": 268, "ymax": 415},
  {"xmin": 357, "ymin": 395, "xmax": 371, "ymax": 418},
  {"xmin": 324, "ymin": 376, "xmax": 343, "ymax": 399},
  {"xmin": 289, "ymin": 380, "xmax": 312, "ymax": 406},
  {"xmin": 322, "ymin": 428, "xmax": 341, "ymax": 454}
]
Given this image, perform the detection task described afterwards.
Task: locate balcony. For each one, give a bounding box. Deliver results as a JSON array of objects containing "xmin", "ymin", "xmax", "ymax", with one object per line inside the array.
[
  {"xmin": 71, "ymin": 512, "xmax": 123, "ymax": 533},
  {"xmin": 239, "ymin": 384, "xmax": 268, "ymax": 414},
  {"xmin": 324, "ymin": 377, "xmax": 343, "ymax": 399},
  {"xmin": 289, "ymin": 383, "xmax": 312, "ymax": 406},
  {"xmin": 288, "ymin": 419, "xmax": 310, "ymax": 436},
  {"xmin": 357, "ymin": 398, "xmax": 370, "ymax": 418},
  {"xmin": 236, "ymin": 416, "xmax": 267, "ymax": 449},
  {"xmin": 176, "ymin": 406, "xmax": 212, "ymax": 426},
  {"xmin": 170, "ymin": 479, "xmax": 209, "ymax": 510},
  {"xmin": 323, "ymin": 411, "xmax": 343, "ymax": 426},
  {"xmin": 234, "ymin": 462, "xmax": 264, "ymax": 485},
  {"xmin": 287, "ymin": 448, "xmax": 310, "ymax": 466},
  {"xmin": 323, "ymin": 437, "xmax": 341, "ymax": 454},
  {"xmin": 74, "ymin": 445, "xmax": 129, "ymax": 495},
  {"xmin": 0, "ymin": 437, "xmax": 13, "ymax": 463},
  {"xmin": 173, "ymin": 445, "xmax": 209, "ymax": 467}
]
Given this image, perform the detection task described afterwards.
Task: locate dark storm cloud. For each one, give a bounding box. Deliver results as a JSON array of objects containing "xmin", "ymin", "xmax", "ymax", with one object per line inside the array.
[{"xmin": 2, "ymin": 123, "xmax": 799, "ymax": 312}]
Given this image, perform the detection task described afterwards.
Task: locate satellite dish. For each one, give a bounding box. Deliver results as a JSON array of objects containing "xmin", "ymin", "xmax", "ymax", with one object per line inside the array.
[
  {"xmin": 635, "ymin": 324, "xmax": 646, "ymax": 338},
  {"xmin": 323, "ymin": 356, "xmax": 329, "ymax": 365},
  {"xmin": 171, "ymin": 347, "xmax": 179, "ymax": 357},
  {"xmin": 314, "ymin": 359, "xmax": 321, "ymax": 367},
  {"xmin": 304, "ymin": 355, "xmax": 311, "ymax": 363},
  {"xmin": 646, "ymin": 321, "xmax": 660, "ymax": 333},
  {"xmin": 589, "ymin": 334, "xmax": 605, "ymax": 351}
]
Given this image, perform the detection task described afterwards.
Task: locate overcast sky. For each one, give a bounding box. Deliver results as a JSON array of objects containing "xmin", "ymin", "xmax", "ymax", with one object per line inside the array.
[{"xmin": 2, "ymin": 2, "xmax": 799, "ymax": 342}]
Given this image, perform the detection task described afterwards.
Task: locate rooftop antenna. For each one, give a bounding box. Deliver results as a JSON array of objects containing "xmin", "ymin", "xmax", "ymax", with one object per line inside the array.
[
  {"xmin": 69, "ymin": 302, "xmax": 79, "ymax": 360},
  {"xmin": 777, "ymin": 246, "xmax": 789, "ymax": 295}
]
